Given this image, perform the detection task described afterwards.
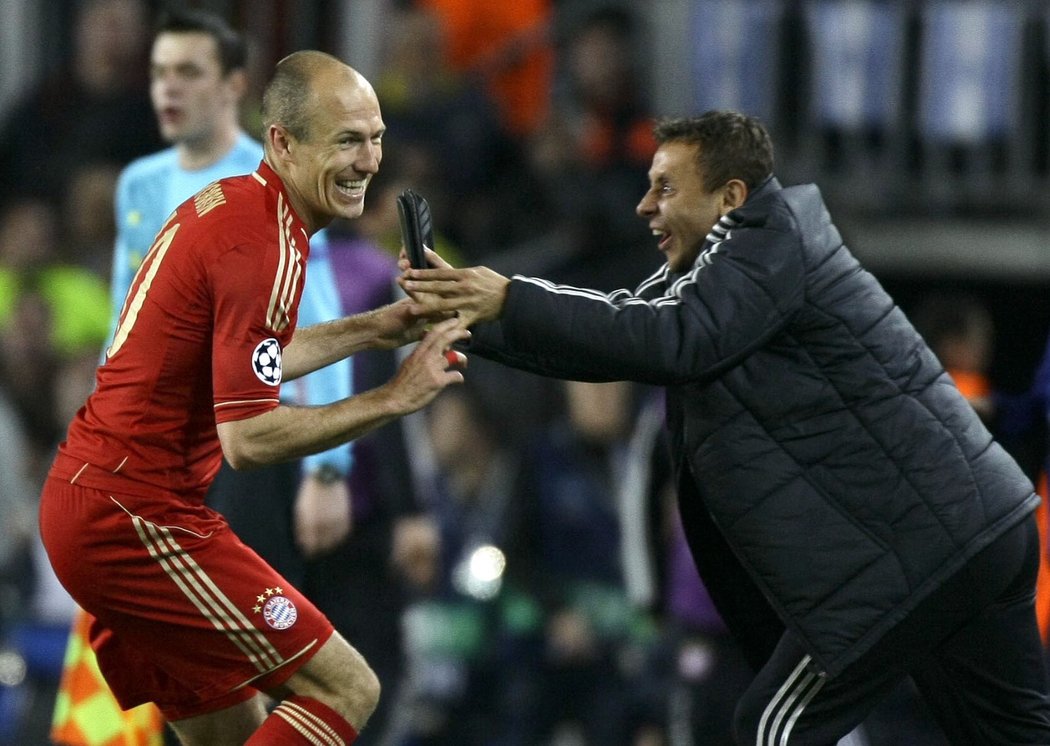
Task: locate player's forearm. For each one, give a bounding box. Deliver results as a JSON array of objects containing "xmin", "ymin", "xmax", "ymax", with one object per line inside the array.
[
  {"xmin": 282, "ymin": 301, "xmax": 419, "ymax": 380},
  {"xmin": 281, "ymin": 313, "xmax": 382, "ymax": 380},
  {"xmin": 217, "ymin": 386, "xmax": 406, "ymax": 470},
  {"xmin": 226, "ymin": 316, "xmax": 468, "ymax": 469}
]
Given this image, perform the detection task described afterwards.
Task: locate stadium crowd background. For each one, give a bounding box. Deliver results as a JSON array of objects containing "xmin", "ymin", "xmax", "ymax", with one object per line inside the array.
[{"xmin": 1, "ymin": 0, "xmax": 1049, "ymax": 744}]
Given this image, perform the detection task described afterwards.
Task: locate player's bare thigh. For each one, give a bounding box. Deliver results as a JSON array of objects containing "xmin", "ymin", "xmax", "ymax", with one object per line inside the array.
[{"xmin": 168, "ymin": 632, "xmax": 379, "ymax": 745}]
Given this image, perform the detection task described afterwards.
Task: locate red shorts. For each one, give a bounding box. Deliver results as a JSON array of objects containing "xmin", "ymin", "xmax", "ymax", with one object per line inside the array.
[{"xmin": 39, "ymin": 461, "xmax": 335, "ymax": 721}]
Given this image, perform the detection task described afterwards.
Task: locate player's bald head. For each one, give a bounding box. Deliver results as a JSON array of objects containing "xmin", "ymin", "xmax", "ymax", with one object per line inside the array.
[{"xmin": 261, "ymin": 50, "xmax": 373, "ymax": 143}]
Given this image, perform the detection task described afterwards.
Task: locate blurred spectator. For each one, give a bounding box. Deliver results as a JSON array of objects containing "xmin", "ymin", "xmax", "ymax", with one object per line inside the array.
[
  {"xmin": 417, "ymin": 0, "xmax": 554, "ymax": 138},
  {"xmin": 0, "ymin": 383, "xmax": 56, "ymax": 744},
  {"xmin": 0, "ymin": 387, "xmax": 35, "ymax": 621},
  {"xmin": 0, "ymin": 198, "xmax": 57, "ymax": 325},
  {"xmin": 548, "ymin": 4, "xmax": 655, "ymax": 252},
  {"xmin": 909, "ymin": 291, "xmax": 1050, "ymax": 724},
  {"xmin": 511, "ymin": 379, "xmax": 661, "ymax": 745},
  {"xmin": 61, "ymin": 162, "xmax": 121, "ymax": 278},
  {"xmin": 0, "ymin": 198, "xmax": 110, "ymax": 471},
  {"xmin": 389, "ymin": 375, "xmax": 664, "ymax": 744},
  {"xmin": 910, "ymin": 292, "xmax": 996, "ymax": 423},
  {"xmin": 0, "ymin": 289, "xmax": 59, "ymax": 522},
  {"xmin": 390, "ymin": 379, "xmax": 528, "ymax": 744},
  {"xmin": 0, "ymin": 292, "xmax": 98, "ymax": 746},
  {"xmin": 373, "ymin": 6, "xmax": 518, "ymax": 261},
  {"xmin": 482, "ymin": 4, "xmax": 658, "ymax": 290},
  {"xmin": 553, "ymin": 4, "xmax": 655, "ymax": 178},
  {"xmin": 998, "ymin": 328, "xmax": 1050, "ymax": 647},
  {"xmin": 0, "ymin": 0, "xmax": 161, "ymax": 203}
]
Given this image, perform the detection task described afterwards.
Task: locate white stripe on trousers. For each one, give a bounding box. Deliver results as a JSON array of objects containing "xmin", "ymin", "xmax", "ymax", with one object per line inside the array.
[{"xmin": 755, "ymin": 655, "xmax": 827, "ymax": 746}]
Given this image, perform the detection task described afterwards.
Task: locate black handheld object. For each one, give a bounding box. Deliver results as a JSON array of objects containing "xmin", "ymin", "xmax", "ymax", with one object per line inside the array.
[{"xmin": 396, "ymin": 189, "xmax": 434, "ymax": 269}]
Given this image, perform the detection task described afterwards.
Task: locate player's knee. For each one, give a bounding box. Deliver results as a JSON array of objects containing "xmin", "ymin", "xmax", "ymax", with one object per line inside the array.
[
  {"xmin": 282, "ymin": 635, "xmax": 381, "ymax": 727},
  {"xmin": 326, "ymin": 645, "xmax": 381, "ymax": 725},
  {"xmin": 349, "ymin": 657, "xmax": 381, "ymax": 716}
]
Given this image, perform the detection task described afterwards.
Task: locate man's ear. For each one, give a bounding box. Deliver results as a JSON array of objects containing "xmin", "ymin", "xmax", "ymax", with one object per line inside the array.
[
  {"xmin": 225, "ymin": 69, "xmax": 248, "ymax": 102},
  {"xmin": 720, "ymin": 179, "xmax": 749, "ymax": 214}
]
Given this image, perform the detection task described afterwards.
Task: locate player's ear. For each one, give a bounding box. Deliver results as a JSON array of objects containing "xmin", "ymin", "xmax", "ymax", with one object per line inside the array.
[{"xmin": 267, "ymin": 124, "xmax": 294, "ymax": 161}]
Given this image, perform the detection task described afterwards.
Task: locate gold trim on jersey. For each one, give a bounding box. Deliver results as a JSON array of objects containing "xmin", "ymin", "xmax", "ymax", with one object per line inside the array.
[
  {"xmin": 266, "ymin": 193, "xmax": 303, "ymax": 333},
  {"xmin": 108, "ymin": 221, "xmax": 180, "ymax": 358}
]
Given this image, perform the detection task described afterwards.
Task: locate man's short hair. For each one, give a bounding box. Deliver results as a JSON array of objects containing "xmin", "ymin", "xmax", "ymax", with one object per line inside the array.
[
  {"xmin": 654, "ymin": 111, "xmax": 774, "ymax": 192},
  {"xmin": 155, "ymin": 8, "xmax": 247, "ymax": 75}
]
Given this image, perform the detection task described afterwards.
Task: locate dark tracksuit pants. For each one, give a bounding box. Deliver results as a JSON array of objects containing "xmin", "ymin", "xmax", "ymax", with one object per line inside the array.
[{"xmin": 735, "ymin": 517, "xmax": 1050, "ymax": 745}]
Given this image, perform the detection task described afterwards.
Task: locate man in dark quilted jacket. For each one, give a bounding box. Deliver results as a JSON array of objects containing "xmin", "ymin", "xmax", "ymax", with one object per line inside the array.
[{"xmin": 401, "ymin": 110, "xmax": 1050, "ymax": 745}]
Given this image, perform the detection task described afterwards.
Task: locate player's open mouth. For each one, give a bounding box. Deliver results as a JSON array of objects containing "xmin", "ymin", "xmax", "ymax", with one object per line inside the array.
[
  {"xmin": 336, "ymin": 179, "xmax": 367, "ymax": 197},
  {"xmin": 653, "ymin": 229, "xmax": 672, "ymax": 251}
]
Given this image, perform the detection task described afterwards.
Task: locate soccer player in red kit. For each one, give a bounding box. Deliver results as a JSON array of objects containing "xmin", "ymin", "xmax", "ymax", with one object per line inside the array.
[{"xmin": 38, "ymin": 51, "xmax": 466, "ymax": 745}]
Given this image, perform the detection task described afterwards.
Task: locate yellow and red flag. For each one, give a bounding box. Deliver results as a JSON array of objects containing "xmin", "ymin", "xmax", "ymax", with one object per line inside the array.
[{"xmin": 50, "ymin": 607, "xmax": 164, "ymax": 746}]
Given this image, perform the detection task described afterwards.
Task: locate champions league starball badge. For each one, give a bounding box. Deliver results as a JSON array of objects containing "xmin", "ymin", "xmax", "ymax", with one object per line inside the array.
[
  {"xmin": 252, "ymin": 338, "xmax": 282, "ymax": 385},
  {"xmin": 253, "ymin": 586, "xmax": 298, "ymax": 630}
]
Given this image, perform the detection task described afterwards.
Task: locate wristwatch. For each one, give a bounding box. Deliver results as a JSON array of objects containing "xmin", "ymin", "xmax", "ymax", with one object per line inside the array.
[{"xmin": 310, "ymin": 464, "xmax": 345, "ymax": 485}]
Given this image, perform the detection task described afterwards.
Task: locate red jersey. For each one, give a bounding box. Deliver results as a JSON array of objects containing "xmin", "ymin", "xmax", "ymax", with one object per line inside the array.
[{"xmin": 59, "ymin": 161, "xmax": 309, "ymax": 500}]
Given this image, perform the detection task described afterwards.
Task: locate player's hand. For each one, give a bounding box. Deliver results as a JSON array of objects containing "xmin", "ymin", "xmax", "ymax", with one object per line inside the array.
[
  {"xmin": 387, "ymin": 316, "xmax": 470, "ymax": 414},
  {"xmin": 369, "ymin": 297, "xmax": 452, "ymax": 350},
  {"xmin": 400, "ymin": 249, "xmax": 510, "ymax": 327},
  {"xmin": 294, "ymin": 474, "xmax": 352, "ymax": 557}
]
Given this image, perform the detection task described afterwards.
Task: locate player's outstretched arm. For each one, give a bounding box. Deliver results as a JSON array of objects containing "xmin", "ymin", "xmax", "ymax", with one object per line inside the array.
[
  {"xmin": 217, "ymin": 317, "xmax": 469, "ymax": 470},
  {"xmin": 281, "ymin": 297, "xmax": 434, "ymax": 381}
]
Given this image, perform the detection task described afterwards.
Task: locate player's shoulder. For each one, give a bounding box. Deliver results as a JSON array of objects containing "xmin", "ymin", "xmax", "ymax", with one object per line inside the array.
[
  {"xmin": 175, "ymin": 172, "xmax": 261, "ymax": 228},
  {"xmin": 174, "ymin": 170, "xmax": 280, "ymax": 253}
]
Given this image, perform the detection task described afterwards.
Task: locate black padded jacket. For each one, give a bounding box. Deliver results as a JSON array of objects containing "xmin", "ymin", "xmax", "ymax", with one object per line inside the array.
[{"xmin": 468, "ymin": 176, "xmax": 1039, "ymax": 677}]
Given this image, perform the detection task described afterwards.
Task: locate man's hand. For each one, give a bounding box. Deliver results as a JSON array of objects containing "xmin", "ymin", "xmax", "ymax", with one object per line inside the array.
[
  {"xmin": 399, "ymin": 249, "xmax": 511, "ymax": 328},
  {"xmin": 293, "ymin": 473, "xmax": 352, "ymax": 557}
]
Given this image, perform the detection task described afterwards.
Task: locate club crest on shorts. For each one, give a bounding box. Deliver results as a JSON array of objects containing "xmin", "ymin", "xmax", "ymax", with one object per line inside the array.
[
  {"xmin": 253, "ymin": 586, "xmax": 298, "ymax": 630},
  {"xmin": 252, "ymin": 338, "xmax": 282, "ymax": 385}
]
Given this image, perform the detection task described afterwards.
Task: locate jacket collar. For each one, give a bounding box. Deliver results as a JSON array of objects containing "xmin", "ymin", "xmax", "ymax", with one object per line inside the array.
[{"xmin": 743, "ymin": 174, "xmax": 781, "ymax": 206}]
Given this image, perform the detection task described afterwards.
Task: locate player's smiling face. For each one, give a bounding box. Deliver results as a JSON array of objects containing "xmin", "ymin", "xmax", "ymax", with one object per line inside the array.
[
  {"xmin": 636, "ymin": 141, "xmax": 730, "ymax": 273},
  {"xmin": 287, "ymin": 71, "xmax": 384, "ymax": 231}
]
